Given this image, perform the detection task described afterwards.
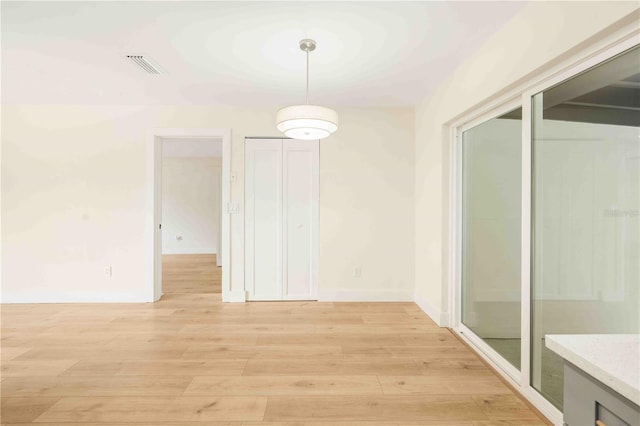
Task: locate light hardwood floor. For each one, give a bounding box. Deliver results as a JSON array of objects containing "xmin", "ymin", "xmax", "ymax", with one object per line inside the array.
[
  {"xmin": 1, "ymin": 254, "xmax": 548, "ymax": 425},
  {"xmin": 162, "ymin": 254, "xmax": 221, "ymax": 294}
]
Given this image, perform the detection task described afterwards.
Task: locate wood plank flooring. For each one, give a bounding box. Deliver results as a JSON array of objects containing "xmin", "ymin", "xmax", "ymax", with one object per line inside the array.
[
  {"xmin": 1, "ymin": 254, "xmax": 548, "ymax": 425},
  {"xmin": 162, "ymin": 254, "xmax": 221, "ymax": 294}
]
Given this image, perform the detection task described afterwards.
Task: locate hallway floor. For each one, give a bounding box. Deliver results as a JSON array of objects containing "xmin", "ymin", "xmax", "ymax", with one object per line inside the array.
[{"xmin": 162, "ymin": 254, "xmax": 221, "ymax": 294}]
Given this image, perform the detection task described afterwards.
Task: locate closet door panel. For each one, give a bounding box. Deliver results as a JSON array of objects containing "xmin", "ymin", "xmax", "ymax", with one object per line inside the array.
[
  {"xmin": 245, "ymin": 139, "xmax": 283, "ymax": 301},
  {"xmin": 283, "ymin": 139, "xmax": 319, "ymax": 300}
]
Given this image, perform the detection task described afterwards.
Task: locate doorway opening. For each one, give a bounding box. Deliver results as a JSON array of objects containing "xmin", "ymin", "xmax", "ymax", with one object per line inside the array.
[
  {"xmin": 146, "ymin": 128, "xmax": 231, "ymax": 302},
  {"xmin": 161, "ymin": 138, "xmax": 223, "ymax": 295}
]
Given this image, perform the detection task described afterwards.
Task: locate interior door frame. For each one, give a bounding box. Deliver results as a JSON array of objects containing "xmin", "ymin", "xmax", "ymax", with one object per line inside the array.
[
  {"xmin": 146, "ymin": 128, "xmax": 232, "ymax": 302},
  {"xmin": 216, "ymin": 165, "xmax": 223, "ymax": 268}
]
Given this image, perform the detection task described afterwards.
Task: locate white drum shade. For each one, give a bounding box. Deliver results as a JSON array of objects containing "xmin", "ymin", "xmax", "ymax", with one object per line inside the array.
[{"xmin": 276, "ymin": 105, "xmax": 338, "ymax": 140}]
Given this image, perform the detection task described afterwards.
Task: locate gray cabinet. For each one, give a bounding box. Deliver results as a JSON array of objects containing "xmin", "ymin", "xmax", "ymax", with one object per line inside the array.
[{"xmin": 564, "ymin": 362, "xmax": 640, "ymax": 426}]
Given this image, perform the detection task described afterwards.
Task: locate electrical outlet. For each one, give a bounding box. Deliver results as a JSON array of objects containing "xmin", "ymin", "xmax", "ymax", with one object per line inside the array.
[
  {"xmin": 353, "ymin": 266, "xmax": 361, "ymax": 278},
  {"xmin": 104, "ymin": 266, "xmax": 112, "ymax": 277}
]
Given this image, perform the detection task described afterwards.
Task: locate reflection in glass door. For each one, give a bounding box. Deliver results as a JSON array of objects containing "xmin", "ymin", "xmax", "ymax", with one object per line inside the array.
[
  {"xmin": 461, "ymin": 107, "xmax": 522, "ymax": 370},
  {"xmin": 531, "ymin": 45, "xmax": 640, "ymax": 410}
]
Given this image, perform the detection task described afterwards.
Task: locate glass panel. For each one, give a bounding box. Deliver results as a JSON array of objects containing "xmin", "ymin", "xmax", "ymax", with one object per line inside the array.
[
  {"xmin": 462, "ymin": 107, "xmax": 522, "ymax": 369},
  {"xmin": 532, "ymin": 45, "xmax": 640, "ymax": 410}
]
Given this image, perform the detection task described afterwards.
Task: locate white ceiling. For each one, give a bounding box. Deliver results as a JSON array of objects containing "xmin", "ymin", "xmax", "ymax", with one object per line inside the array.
[
  {"xmin": 1, "ymin": 1, "xmax": 525, "ymax": 107},
  {"xmin": 162, "ymin": 138, "xmax": 222, "ymax": 158}
]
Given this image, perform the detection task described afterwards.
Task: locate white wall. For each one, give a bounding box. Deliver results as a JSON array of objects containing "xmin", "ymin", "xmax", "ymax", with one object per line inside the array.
[
  {"xmin": 413, "ymin": 1, "xmax": 639, "ymax": 325},
  {"xmin": 319, "ymin": 109, "xmax": 414, "ymax": 301},
  {"xmin": 161, "ymin": 157, "xmax": 221, "ymax": 255},
  {"xmin": 1, "ymin": 106, "xmax": 414, "ymax": 302}
]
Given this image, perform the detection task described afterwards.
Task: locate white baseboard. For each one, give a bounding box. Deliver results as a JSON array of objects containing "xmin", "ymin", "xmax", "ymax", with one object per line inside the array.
[
  {"xmin": 222, "ymin": 290, "xmax": 246, "ymax": 303},
  {"xmin": 318, "ymin": 290, "xmax": 413, "ymax": 302},
  {"xmin": 162, "ymin": 247, "xmax": 217, "ymax": 255},
  {"xmin": 414, "ymin": 292, "xmax": 449, "ymax": 327},
  {"xmin": 0, "ymin": 292, "xmax": 151, "ymax": 304}
]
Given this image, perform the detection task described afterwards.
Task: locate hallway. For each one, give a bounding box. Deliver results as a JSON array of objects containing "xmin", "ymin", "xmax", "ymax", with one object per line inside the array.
[{"xmin": 162, "ymin": 254, "xmax": 221, "ymax": 294}]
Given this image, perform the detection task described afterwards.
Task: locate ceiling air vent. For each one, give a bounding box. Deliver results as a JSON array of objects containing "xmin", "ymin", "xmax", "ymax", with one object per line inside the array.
[{"xmin": 125, "ymin": 55, "xmax": 162, "ymax": 74}]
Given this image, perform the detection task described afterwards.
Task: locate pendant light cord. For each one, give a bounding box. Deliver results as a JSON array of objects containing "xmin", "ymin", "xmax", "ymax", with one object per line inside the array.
[{"xmin": 306, "ymin": 50, "xmax": 309, "ymax": 105}]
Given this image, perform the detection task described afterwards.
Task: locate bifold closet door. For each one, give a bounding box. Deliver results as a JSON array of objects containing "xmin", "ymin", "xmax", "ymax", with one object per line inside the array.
[
  {"xmin": 282, "ymin": 139, "xmax": 319, "ymax": 300},
  {"xmin": 245, "ymin": 139, "xmax": 283, "ymax": 300},
  {"xmin": 245, "ymin": 138, "xmax": 319, "ymax": 301}
]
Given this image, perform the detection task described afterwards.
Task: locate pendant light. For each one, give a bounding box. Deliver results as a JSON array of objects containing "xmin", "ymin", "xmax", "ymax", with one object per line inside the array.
[{"xmin": 276, "ymin": 39, "xmax": 338, "ymax": 140}]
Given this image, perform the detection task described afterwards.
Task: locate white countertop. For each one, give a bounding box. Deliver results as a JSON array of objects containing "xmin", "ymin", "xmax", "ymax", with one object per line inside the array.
[{"xmin": 546, "ymin": 334, "xmax": 640, "ymax": 406}]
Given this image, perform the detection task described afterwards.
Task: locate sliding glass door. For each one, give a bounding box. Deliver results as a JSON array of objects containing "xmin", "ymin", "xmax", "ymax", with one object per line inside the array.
[
  {"xmin": 456, "ymin": 43, "xmax": 639, "ymax": 417},
  {"xmin": 531, "ymin": 45, "xmax": 640, "ymax": 410},
  {"xmin": 461, "ymin": 107, "xmax": 522, "ymax": 371}
]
